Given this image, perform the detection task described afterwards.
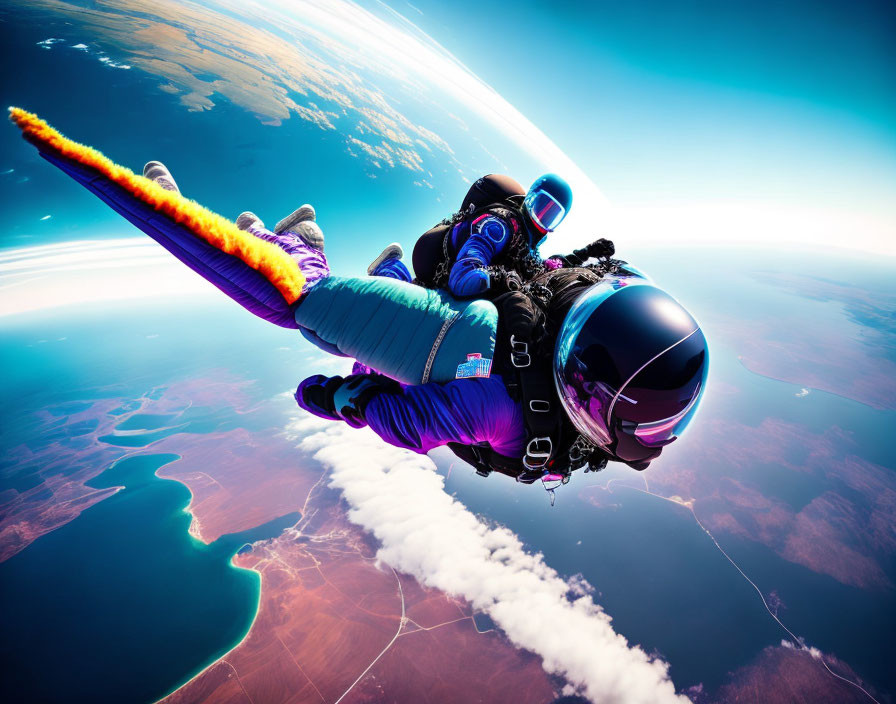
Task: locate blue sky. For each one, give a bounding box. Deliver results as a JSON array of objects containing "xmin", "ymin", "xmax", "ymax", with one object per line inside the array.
[
  {"xmin": 1, "ymin": 0, "xmax": 892, "ymax": 256},
  {"xmin": 399, "ymin": 0, "xmax": 896, "ymax": 253}
]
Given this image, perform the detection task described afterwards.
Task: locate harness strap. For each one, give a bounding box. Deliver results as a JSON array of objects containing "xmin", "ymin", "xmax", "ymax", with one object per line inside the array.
[{"xmin": 492, "ymin": 289, "xmax": 562, "ymax": 470}]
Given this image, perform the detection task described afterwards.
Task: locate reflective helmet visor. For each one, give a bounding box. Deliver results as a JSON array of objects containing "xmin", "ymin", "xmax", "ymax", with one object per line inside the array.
[
  {"xmin": 611, "ymin": 329, "xmax": 708, "ymax": 447},
  {"xmin": 554, "ymin": 279, "xmax": 706, "ymax": 450},
  {"xmin": 553, "ymin": 277, "xmax": 638, "ymax": 447},
  {"xmin": 524, "ymin": 189, "xmax": 567, "ymax": 232}
]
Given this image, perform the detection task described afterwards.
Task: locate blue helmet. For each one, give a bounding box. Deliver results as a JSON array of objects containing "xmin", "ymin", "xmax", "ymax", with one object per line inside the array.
[
  {"xmin": 524, "ymin": 173, "xmax": 572, "ymax": 233},
  {"xmin": 554, "ymin": 276, "xmax": 708, "ymax": 467}
]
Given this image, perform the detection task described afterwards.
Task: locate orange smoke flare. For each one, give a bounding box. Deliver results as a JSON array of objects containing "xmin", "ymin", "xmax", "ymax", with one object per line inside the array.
[{"xmin": 8, "ymin": 106, "xmax": 305, "ymax": 303}]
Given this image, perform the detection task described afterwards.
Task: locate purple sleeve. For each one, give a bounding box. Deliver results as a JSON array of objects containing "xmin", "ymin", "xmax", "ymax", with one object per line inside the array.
[
  {"xmin": 363, "ymin": 376, "xmax": 526, "ymax": 458},
  {"xmin": 448, "ymin": 214, "xmax": 512, "ymax": 298},
  {"xmin": 246, "ymin": 224, "xmax": 331, "ymax": 289}
]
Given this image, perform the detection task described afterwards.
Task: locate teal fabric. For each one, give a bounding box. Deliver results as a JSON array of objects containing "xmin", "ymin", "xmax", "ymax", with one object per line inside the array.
[{"xmin": 294, "ymin": 276, "xmax": 498, "ymax": 384}]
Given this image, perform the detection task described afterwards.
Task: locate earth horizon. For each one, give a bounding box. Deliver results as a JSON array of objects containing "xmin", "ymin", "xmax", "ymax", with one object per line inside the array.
[{"xmin": 1, "ymin": 1, "xmax": 893, "ymax": 703}]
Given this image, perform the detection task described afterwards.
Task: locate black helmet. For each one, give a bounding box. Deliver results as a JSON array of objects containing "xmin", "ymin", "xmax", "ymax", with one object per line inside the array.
[
  {"xmin": 554, "ymin": 277, "xmax": 708, "ymax": 467},
  {"xmin": 524, "ymin": 173, "xmax": 572, "ymax": 233}
]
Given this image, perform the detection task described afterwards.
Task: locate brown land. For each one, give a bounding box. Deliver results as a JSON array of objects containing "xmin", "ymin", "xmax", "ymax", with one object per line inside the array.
[
  {"xmin": 153, "ymin": 426, "xmax": 320, "ymax": 543},
  {"xmin": 713, "ymin": 272, "xmax": 896, "ymax": 411},
  {"xmin": 159, "ymin": 465, "xmax": 556, "ymax": 704},
  {"xmin": 710, "ymin": 645, "xmax": 876, "ymax": 704},
  {"xmin": 25, "ymin": 0, "xmax": 452, "ymax": 173},
  {"xmin": 1, "ymin": 397, "xmax": 128, "ymax": 562},
  {"xmin": 0, "ymin": 375, "xmax": 257, "ymax": 561},
  {"xmin": 608, "ymin": 413, "xmax": 896, "ymax": 592},
  {"xmin": 4, "ymin": 373, "xmax": 559, "ymax": 703}
]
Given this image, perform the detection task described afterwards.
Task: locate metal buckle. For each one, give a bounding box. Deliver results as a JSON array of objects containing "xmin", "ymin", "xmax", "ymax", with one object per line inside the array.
[
  {"xmin": 528, "ymin": 282, "xmax": 553, "ymax": 304},
  {"xmin": 510, "ymin": 335, "xmax": 531, "ymax": 368},
  {"xmin": 541, "ymin": 470, "xmax": 567, "ymax": 506},
  {"xmin": 529, "ymin": 400, "xmax": 550, "ymax": 413},
  {"xmin": 568, "ymin": 435, "xmax": 595, "ymax": 463},
  {"xmin": 522, "ymin": 436, "xmax": 552, "ymax": 470}
]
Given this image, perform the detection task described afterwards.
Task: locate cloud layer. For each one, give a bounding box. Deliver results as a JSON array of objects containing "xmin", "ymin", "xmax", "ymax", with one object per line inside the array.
[
  {"xmin": 292, "ymin": 413, "xmax": 685, "ymax": 704},
  {"xmin": 0, "ymin": 240, "xmax": 215, "ymax": 316}
]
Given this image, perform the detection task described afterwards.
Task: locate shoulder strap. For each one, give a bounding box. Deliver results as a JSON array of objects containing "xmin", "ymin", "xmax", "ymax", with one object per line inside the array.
[
  {"xmin": 492, "ymin": 290, "xmax": 562, "ymax": 471},
  {"xmin": 516, "ymin": 362, "xmax": 562, "ymax": 471}
]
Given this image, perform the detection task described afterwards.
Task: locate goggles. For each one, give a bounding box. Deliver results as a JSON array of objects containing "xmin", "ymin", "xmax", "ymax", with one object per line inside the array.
[{"xmin": 524, "ymin": 188, "xmax": 567, "ymax": 232}]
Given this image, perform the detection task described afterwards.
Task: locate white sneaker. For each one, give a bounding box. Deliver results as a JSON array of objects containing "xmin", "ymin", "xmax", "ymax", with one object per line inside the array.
[
  {"xmin": 274, "ymin": 204, "xmax": 316, "ymax": 233},
  {"xmin": 292, "ymin": 221, "xmax": 324, "ymax": 252},
  {"xmin": 236, "ymin": 211, "xmax": 264, "ymax": 231},
  {"xmin": 143, "ymin": 161, "xmax": 180, "ymax": 194},
  {"xmin": 367, "ymin": 243, "xmax": 404, "ymax": 275}
]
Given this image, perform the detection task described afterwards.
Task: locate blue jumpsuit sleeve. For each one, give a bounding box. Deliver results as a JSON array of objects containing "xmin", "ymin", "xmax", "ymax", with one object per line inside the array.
[
  {"xmin": 362, "ymin": 377, "xmax": 527, "ymax": 459},
  {"xmin": 448, "ymin": 214, "xmax": 512, "ymax": 298}
]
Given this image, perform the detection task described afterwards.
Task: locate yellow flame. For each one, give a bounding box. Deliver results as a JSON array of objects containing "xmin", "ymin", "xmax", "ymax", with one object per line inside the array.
[{"xmin": 8, "ymin": 107, "xmax": 304, "ymax": 303}]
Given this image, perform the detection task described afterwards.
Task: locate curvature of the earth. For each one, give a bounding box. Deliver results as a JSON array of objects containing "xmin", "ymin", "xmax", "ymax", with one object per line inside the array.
[{"xmin": 1, "ymin": 2, "xmax": 894, "ymax": 704}]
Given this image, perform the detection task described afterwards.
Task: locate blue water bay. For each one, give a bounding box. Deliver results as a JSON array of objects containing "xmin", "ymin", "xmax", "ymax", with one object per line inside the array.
[{"xmin": 0, "ymin": 453, "xmax": 297, "ymax": 703}]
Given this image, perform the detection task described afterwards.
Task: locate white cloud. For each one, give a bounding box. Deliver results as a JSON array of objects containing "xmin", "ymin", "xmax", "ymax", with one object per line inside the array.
[
  {"xmin": 292, "ymin": 413, "xmax": 686, "ymax": 704},
  {"xmin": 0, "ymin": 239, "xmax": 215, "ymax": 317},
  {"xmin": 98, "ymin": 55, "xmax": 131, "ymax": 70}
]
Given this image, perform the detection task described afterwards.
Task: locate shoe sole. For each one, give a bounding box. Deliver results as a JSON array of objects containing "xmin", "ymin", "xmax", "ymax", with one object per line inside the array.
[
  {"xmin": 293, "ymin": 221, "xmax": 324, "ymax": 252},
  {"xmin": 236, "ymin": 211, "xmax": 264, "ymax": 231},
  {"xmin": 275, "ymin": 204, "xmax": 316, "ymax": 234},
  {"xmin": 143, "ymin": 161, "xmax": 179, "ymax": 193},
  {"xmin": 367, "ymin": 243, "xmax": 404, "ymax": 275}
]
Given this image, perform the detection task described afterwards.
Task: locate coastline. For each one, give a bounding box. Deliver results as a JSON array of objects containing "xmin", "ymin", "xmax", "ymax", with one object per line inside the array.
[{"xmin": 149, "ymin": 457, "xmax": 273, "ymax": 704}]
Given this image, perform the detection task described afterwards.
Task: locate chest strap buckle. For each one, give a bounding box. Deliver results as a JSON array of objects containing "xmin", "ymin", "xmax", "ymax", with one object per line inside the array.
[
  {"xmin": 510, "ymin": 335, "xmax": 531, "ymax": 368},
  {"xmin": 523, "ymin": 436, "xmax": 553, "ymax": 470}
]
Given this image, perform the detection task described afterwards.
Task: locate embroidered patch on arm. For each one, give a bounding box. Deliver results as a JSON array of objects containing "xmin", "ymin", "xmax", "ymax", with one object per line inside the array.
[{"xmin": 456, "ymin": 353, "xmax": 493, "ymax": 379}]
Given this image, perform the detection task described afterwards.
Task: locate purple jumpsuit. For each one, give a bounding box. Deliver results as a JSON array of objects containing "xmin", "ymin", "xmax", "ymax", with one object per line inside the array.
[{"xmin": 263, "ymin": 223, "xmax": 530, "ymax": 460}]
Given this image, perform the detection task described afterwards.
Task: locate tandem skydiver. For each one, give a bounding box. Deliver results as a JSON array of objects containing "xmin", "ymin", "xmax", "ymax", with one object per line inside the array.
[
  {"xmin": 369, "ymin": 172, "xmax": 572, "ymax": 297},
  {"xmin": 353, "ymin": 171, "xmax": 616, "ymax": 301},
  {"xmin": 10, "ymin": 108, "xmax": 708, "ymax": 491}
]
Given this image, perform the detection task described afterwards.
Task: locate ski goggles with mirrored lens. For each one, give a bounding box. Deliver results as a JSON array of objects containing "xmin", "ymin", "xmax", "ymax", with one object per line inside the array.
[{"xmin": 524, "ymin": 189, "xmax": 566, "ymax": 231}]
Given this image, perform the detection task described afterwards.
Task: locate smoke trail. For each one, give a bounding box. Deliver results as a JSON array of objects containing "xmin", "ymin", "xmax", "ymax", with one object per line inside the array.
[{"xmin": 292, "ymin": 414, "xmax": 685, "ymax": 704}]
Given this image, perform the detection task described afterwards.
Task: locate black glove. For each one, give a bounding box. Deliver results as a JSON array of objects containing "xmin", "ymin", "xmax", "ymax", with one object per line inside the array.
[
  {"xmin": 296, "ymin": 373, "xmax": 399, "ymax": 427},
  {"xmin": 551, "ymin": 238, "xmax": 616, "ymax": 267},
  {"xmin": 332, "ymin": 373, "xmax": 401, "ymax": 427},
  {"xmin": 572, "ymin": 237, "xmax": 615, "ymax": 262}
]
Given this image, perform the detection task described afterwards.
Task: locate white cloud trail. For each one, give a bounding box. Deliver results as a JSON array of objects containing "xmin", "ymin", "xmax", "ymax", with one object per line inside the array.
[{"xmin": 293, "ymin": 413, "xmax": 686, "ymax": 704}]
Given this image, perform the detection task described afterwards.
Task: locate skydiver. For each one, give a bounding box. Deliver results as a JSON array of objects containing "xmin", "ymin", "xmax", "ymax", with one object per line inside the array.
[
  {"xmin": 225, "ymin": 172, "xmax": 612, "ymax": 382},
  {"xmin": 361, "ymin": 172, "xmax": 619, "ymax": 298},
  {"xmin": 233, "ymin": 173, "xmax": 574, "ymax": 299},
  {"xmin": 388, "ymin": 173, "xmax": 573, "ymax": 298},
  {"xmin": 13, "ymin": 108, "xmax": 708, "ymax": 489},
  {"xmin": 141, "ymin": 165, "xmax": 706, "ymax": 481}
]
